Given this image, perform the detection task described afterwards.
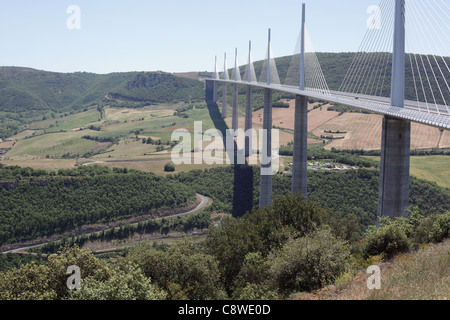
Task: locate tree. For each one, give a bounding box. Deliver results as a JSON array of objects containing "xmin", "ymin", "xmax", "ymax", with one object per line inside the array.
[
  {"xmin": 126, "ymin": 242, "xmax": 226, "ymax": 300},
  {"xmin": 164, "ymin": 163, "xmax": 175, "ymax": 172},
  {"xmin": 69, "ymin": 261, "xmax": 166, "ymax": 300},
  {"xmin": 268, "ymin": 228, "xmax": 350, "ymax": 294}
]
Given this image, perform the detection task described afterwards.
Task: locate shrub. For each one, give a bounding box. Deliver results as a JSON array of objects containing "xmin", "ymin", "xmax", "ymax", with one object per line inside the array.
[
  {"xmin": 429, "ymin": 212, "xmax": 450, "ymax": 243},
  {"xmin": 232, "ymin": 252, "xmax": 272, "ymax": 298},
  {"xmin": 268, "ymin": 228, "xmax": 350, "ymax": 294},
  {"xmin": 164, "ymin": 163, "xmax": 175, "ymax": 172},
  {"xmin": 364, "ymin": 225, "xmax": 411, "ymax": 259},
  {"xmin": 126, "ymin": 242, "xmax": 226, "ymax": 300}
]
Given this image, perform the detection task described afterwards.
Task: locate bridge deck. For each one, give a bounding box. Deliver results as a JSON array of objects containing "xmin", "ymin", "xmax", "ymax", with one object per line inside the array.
[{"xmin": 207, "ymin": 79, "xmax": 450, "ymax": 130}]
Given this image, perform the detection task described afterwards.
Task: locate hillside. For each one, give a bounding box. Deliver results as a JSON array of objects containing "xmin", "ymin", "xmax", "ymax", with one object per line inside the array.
[
  {"xmin": 0, "ymin": 67, "xmax": 205, "ymax": 139},
  {"xmin": 174, "ymin": 166, "xmax": 450, "ymax": 228},
  {"xmin": 0, "ymin": 165, "xmax": 196, "ymax": 245},
  {"xmin": 298, "ymin": 238, "xmax": 450, "ymax": 300},
  {"xmin": 107, "ymin": 72, "xmax": 205, "ymax": 105}
]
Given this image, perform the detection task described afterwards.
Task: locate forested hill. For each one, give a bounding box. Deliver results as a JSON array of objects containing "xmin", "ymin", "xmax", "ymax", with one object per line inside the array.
[
  {"xmin": 0, "ymin": 67, "xmax": 135, "ymax": 113},
  {"xmin": 0, "ymin": 164, "xmax": 197, "ymax": 245},
  {"xmin": 0, "ymin": 67, "xmax": 205, "ymax": 113},
  {"xmin": 0, "ymin": 67, "xmax": 205, "ymax": 138}
]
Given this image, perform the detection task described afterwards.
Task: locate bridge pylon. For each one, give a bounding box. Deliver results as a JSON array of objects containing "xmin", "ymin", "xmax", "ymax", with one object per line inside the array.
[
  {"xmin": 378, "ymin": 0, "xmax": 411, "ymax": 220},
  {"xmin": 232, "ymin": 48, "xmax": 239, "ymax": 135},
  {"xmin": 259, "ymin": 29, "xmax": 274, "ymax": 209},
  {"xmin": 245, "ymin": 41, "xmax": 254, "ymax": 157},
  {"xmin": 291, "ymin": 3, "xmax": 308, "ymax": 199}
]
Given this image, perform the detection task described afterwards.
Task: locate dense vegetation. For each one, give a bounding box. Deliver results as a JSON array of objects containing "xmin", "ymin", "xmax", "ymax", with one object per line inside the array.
[
  {"xmin": 108, "ymin": 72, "xmax": 205, "ymax": 105},
  {"xmin": 0, "ymin": 193, "xmax": 448, "ymax": 300},
  {"xmin": 0, "ymin": 165, "xmax": 196, "ymax": 245},
  {"xmin": 173, "ymin": 166, "xmax": 450, "ymax": 229}
]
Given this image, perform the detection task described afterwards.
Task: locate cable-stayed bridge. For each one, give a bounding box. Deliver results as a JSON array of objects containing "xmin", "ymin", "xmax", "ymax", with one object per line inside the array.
[{"xmin": 205, "ymin": 0, "xmax": 449, "ymax": 221}]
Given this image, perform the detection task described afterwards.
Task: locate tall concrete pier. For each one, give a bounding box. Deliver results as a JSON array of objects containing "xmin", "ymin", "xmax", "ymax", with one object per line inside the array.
[
  {"xmin": 232, "ymin": 83, "xmax": 238, "ymax": 132},
  {"xmin": 378, "ymin": 0, "xmax": 411, "ymax": 219},
  {"xmin": 291, "ymin": 3, "xmax": 308, "ymax": 198},
  {"xmin": 259, "ymin": 29, "xmax": 274, "ymax": 209},
  {"xmin": 259, "ymin": 88, "xmax": 273, "ymax": 208},
  {"xmin": 245, "ymin": 85, "xmax": 253, "ymax": 156},
  {"xmin": 292, "ymin": 95, "xmax": 308, "ymax": 197},
  {"xmin": 245, "ymin": 41, "xmax": 254, "ymax": 157}
]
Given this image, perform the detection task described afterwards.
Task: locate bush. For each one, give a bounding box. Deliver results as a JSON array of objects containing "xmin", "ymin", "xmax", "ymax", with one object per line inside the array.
[
  {"xmin": 232, "ymin": 252, "xmax": 272, "ymax": 298},
  {"xmin": 126, "ymin": 242, "xmax": 226, "ymax": 300},
  {"xmin": 268, "ymin": 228, "xmax": 350, "ymax": 294},
  {"xmin": 364, "ymin": 225, "xmax": 411, "ymax": 259},
  {"xmin": 429, "ymin": 212, "xmax": 450, "ymax": 243},
  {"xmin": 164, "ymin": 163, "xmax": 175, "ymax": 172}
]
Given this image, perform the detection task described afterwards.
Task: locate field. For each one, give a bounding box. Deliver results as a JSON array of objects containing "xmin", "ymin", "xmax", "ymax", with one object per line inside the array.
[
  {"xmin": 245, "ymin": 98, "xmax": 450, "ymax": 152},
  {"xmin": 364, "ymin": 155, "xmax": 450, "ymax": 189},
  {"xmin": 0, "ymin": 102, "xmax": 224, "ymax": 175},
  {"xmin": 311, "ymin": 111, "xmax": 450, "ymax": 151},
  {"xmin": 2, "ymin": 96, "xmax": 450, "ymax": 187}
]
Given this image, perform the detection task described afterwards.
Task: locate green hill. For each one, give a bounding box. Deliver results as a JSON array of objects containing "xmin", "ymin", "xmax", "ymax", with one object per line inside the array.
[{"xmin": 0, "ymin": 67, "xmax": 205, "ymax": 139}]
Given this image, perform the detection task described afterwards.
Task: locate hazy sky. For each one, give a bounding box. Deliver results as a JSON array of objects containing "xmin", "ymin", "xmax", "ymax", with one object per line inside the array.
[{"xmin": 0, "ymin": 0, "xmax": 394, "ymax": 74}]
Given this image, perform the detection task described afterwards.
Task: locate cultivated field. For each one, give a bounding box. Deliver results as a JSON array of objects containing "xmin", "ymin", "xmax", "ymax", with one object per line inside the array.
[
  {"xmin": 0, "ymin": 102, "xmax": 223, "ymax": 175},
  {"xmin": 311, "ymin": 111, "xmax": 450, "ymax": 151}
]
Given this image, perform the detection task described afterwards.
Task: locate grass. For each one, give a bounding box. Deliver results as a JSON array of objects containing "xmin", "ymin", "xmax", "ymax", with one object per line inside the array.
[
  {"xmin": 5, "ymin": 131, "xmax": 98, "ymax": 159},
  {"xmin": 316, "ymin": 239, "xmax": 450, "ymax": 300},
  {"xmin": 364, "ymin": 155, "xmax": 450, "ymax": 189},
  {"xmin": 409, "ymin": 156, "xmax": 450, "ymax": 189}
]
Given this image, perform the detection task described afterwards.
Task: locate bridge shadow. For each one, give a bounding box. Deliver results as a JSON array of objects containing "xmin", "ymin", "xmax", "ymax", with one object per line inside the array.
[{"xmin": 206, "ymin": 101, "xmax": 255, "ymax": 218}]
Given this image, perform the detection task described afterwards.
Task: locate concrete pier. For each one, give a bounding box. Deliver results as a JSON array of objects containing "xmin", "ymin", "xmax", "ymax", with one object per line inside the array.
[
  {"xmin": 222, "ymin": 82, "xmax": 227, "ymax": 119},
  {"xmin": 245, "ymin": 85, "xmax": 253, "ymax": 157},
  {"xmin": 291, "ymin": 95, "xmax": 308, "ymax": 198},
  {"xmin": 205, "ymin": 80, "xmax": 214, "ymax": 103},
  {"xmin": 259, "ymin": 88, "xmax": 273, "ymax": 208},
  {"xmin": 232, "ymin": 84, "xmax": 239, "ymax": 133},
  {"xmin": 378, "ymin": 116, "xmax": 411, "ymax": 218}
]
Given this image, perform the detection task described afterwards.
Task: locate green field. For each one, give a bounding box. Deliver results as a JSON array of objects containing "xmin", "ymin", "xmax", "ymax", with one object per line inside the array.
[
  {"xmin": 1, "ymin": 102, "xmax": 223, "ymax": 174},
  {"xmin": 364, "ymin": 155, "xmax": 450, "ymax": 189}
]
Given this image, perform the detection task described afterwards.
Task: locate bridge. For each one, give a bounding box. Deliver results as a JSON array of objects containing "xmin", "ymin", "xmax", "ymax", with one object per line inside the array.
[{"xmin": 204, "ymin": 0, "xmax": 449, "ymax": 221}]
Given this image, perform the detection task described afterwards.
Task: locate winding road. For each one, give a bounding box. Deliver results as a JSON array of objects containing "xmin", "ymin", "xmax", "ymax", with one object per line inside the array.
[{"xmin": 1, "ymin": 193, "xmax": 210, "ymax": 254}]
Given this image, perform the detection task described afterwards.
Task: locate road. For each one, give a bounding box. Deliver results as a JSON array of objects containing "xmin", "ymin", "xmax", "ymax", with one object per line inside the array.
[{"xmin": 1, "ymin": 193, "xmax": 210, "ymax": 254}]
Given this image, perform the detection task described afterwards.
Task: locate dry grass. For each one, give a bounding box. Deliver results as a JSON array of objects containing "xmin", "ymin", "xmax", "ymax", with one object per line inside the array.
[
  {"xmin": 0, "ymin": 159, "xmax": 77, "ymax": 170},
  {"xmin": 439, "ymin": 129, "xmax": 450, "ymax": 148},
  {"xmin": 0, "ymin": 141, "xmax": 15, "ymax": 149},
  {"xmin": 300, "ymin": 239, "xmax": 450, "ymax": 300},
  {"xmin": 311, "ymin": 112, "xmax": 449, "ymax": 151}
]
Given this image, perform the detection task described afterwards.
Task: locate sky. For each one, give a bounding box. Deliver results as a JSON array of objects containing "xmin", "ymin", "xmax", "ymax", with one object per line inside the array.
[{"xmin": 0, "ymin": 0, "xmax": 398, "ymax": 74}]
